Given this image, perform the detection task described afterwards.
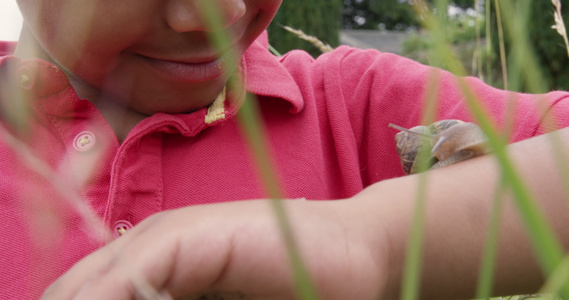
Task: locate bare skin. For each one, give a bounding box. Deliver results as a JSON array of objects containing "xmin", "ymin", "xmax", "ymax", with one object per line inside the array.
[
  {"xmin": 11, "ymin": 0, "xmax": 569, "ymax": 298},
  {"xmin": 14, "ymin": 0, "xmax": 282, "ymax": 141},
  {"xmin": 40, "ymin": 127, "xmax": 569, "ymax": 299}
]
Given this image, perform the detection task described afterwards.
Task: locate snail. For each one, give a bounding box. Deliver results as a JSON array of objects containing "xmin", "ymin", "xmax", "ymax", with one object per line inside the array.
[{"xmin": 389, "ymin": 120, "xmax": 490, "ymax": 175}]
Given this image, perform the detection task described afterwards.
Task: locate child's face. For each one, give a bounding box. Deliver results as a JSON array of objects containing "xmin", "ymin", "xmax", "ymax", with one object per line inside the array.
[{"xmin": 15, "ymin": 0, "xmax": 281, "ymax": 114}]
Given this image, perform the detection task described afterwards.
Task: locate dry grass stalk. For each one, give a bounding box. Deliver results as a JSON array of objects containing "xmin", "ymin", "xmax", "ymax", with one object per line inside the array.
[
  {"xmin": 131, "ymin": 274, "xmax": 174, "ymax": 300},
  {"xmin": 281, "ymin": 25, "xmax": 334, "ymax": 53},
  {"xmin": 0, "ymin": 126, "xmax": 108, "ymax": 241},
  {"xmin": 495, "ymin": 0, "xmax": 508, "ymax": 90},
  {"xmin": 472, "ymin": 0, "xmax": 483, "ymax": 79},
  {"xmin": 552, "ymin": 0, "xmax": 569, "ymax": 58}
]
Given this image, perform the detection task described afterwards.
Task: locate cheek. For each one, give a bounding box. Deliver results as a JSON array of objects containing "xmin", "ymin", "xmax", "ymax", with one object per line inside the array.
[
  {"xmin": 20, "ymin": 0, "xmax": 100, "ymax": 45},
  {"xmin": 255, "ymin": 0, "xmax": 282, "ymax": 16},
  {"xmin": 239, "ymin": 0, "xmax": 281, "ymax": 45},
  {"xmin": 20, "ymin": 0, "xmax": 157, "ymax": 83}
]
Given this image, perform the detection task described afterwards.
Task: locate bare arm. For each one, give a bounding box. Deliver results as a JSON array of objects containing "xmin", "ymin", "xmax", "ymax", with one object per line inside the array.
[
  {"xmin": 41, "ymin": 128, "xmax": 569, "ymax": 299},
  {"xmin": 357, "ymin": 126, "xmax": 569, "ymax": 299}
]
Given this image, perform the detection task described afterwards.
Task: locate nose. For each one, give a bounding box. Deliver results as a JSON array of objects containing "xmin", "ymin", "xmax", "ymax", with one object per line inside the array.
[{"xmin": 165, "ymin": 0, "xmax": 246, "ymax": 32}]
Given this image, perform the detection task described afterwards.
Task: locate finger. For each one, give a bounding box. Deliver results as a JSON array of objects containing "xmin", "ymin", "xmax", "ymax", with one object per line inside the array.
[
  {"xmin": 71, "ymin": 266, "xmax": 163, "ymax": 300},
  {"xmin": 40, "ymin": 211, "xmax": 170, "ymax": 299},
  {"xmin": 45, "ymin": 209, "xmax": 235, "ymax": 299},
  {"xmin": 69, "ymin": 233, "xmax": 180, "ymax": 299},
  {"xmin": 40, "ymin": 232, "xmax": 138, "ymax": 299}
]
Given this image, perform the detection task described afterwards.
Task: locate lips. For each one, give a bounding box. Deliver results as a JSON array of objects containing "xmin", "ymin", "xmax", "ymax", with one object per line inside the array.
[{"xmin": 137, "ymin": 53, "xmax": 227, "ymax": 83}]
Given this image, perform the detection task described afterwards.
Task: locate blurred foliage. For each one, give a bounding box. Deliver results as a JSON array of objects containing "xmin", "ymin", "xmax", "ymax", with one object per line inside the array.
[
  {"xmin": 267, "ymin": 0, "xmax": 343, "ymax": 57},
  {"xmin": 342, "ymin": 0, "xmax": 473, "ymax": 30},
  {"xmin": 270, "ymin": 0, "xmax": 569, "ymax": 90},
  {"xmin": 493, "ymin": 1, "xmax": 569, "ymax": 91},
  {"xmin": 402, "ymin": 12, "xmax": 484, "ymax": 73},
  {"xmin": 384, "ymin": 0, "xmax": 569, "ymax": 92}
]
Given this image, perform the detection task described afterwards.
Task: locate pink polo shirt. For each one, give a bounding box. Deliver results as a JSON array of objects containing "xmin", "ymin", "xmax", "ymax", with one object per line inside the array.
[{"xmin": 2, "ymin": 32, "xmax": 569, "ymax": 298}]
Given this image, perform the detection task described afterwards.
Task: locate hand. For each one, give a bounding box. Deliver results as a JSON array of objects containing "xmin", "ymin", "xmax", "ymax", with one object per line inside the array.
[{"xmin": 40, "ymin": 199, "xmax": 386, "ymax": 299}]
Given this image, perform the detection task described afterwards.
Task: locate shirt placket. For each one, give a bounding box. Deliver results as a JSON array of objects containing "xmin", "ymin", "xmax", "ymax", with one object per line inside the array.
[{"xmin": 105, "ymin": 132, "xmax": 164, "ymax": 238}]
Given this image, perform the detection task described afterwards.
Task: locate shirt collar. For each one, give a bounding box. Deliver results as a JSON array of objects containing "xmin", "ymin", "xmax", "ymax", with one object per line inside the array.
[
  {"xmin": 0, "ymin": 55, "xmax": 71, "ymax": 99},
  {"xmin": 0, "ymin": 41, "xmax": 17, "ymax": 56},
  {"xmin": 242, "ymin": 31, "xmax": 304, "ymax": 113},
  {"xmin": 0, "ymin": 32, "xmax": 304, "ymax": 120}
]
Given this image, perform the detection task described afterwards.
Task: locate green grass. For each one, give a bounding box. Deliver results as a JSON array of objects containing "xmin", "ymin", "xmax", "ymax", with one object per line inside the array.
[
  {"xmin": 197, "ymin": 0, "xmax": 569, "ymax": 299},
  {"xmin": 404, "ymin": 0, "xmax": 569, "ymax": 299},
  {"xmin": 196, "ymin": 1, "xmax": 319, "ymax": 299},
  {"xmin": 7, "ymin": 0, "xmax": 568, "ymax": 299}
]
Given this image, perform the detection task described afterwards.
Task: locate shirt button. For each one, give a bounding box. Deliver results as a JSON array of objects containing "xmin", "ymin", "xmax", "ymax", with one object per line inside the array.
[
  {"xmin": 73, "ymin": 131, "xmax": 96, "ymax": 152},
  {"xmin": 17, "ymin": 66, "xmax": 35, "ymax": 90},
  {"xmin": 113, "ymin": 220, "xmax": 134, "ymax": 238}
]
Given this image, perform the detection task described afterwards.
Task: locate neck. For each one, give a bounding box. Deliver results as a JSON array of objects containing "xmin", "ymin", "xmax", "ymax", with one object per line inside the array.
[
  {"xmin": 14, "ymin": 25, "xmax": 52, "ymax": 61},
  {"xmin": 15, "ymin": 26, "xmax": 145, "ymax": 143},
  {"xmin": 69, "ymin": 76, "xmax": 147, "ymax": 143}
]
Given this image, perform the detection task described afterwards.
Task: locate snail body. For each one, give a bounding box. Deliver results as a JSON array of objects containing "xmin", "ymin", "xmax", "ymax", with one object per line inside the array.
[{"xmin": 389, "ymin": 120, "xmax": 489, "ymax": 175}]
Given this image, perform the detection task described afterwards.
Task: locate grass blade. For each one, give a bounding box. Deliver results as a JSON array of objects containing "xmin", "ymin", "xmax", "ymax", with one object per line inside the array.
[
  {"xmin": 400, "ymin": 70, "xmax": 440, "ymax": 300},
  {"xmin": 411, "ymin": 0, "xmax": 568, "ymax": 297},
  {"xmin": 476, "ymin": 178, "xmax": 507, "ymax": 298},
  {"xmin": 195, "ymin": 1, "xmax": 319, "ymax": 299}
]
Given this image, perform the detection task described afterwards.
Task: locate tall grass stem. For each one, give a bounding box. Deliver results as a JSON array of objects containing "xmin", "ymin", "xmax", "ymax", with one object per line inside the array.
[
  {"xmin": 400, "ymin": 68, "xmax": 440, "ymax": 300},
  {"xmin": 412, "ymin": 0, "xmax": 568, "ymax": 297},
  {"xmin": 494, "ymin": 0, "xmax": 508, "ymax": 90},
  {"xmin": 195, "ymin": 1, "xmax": 319, "ymax": 299},
  {"xmin": 476, "ymin": 178, "xmax": 507, "ymax": 298}
]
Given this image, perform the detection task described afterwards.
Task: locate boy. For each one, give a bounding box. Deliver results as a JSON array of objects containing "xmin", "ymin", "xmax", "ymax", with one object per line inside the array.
[{"xmin": 1, "ymin": 0, "xmax": 569, "ymax": 299}]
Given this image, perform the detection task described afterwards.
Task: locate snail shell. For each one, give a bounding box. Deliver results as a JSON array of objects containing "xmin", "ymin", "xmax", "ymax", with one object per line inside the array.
[
  {"xmin": 392, "ymin": 124, "xmax": 435, "ymax": 175},
  {"xmin": 390, "ymin": 120, "xmax": 489, "ymax": 175}
]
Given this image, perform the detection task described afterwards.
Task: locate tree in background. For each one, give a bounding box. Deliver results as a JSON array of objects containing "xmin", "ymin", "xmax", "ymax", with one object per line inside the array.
[
  {"xmin": 343, "ymin": 0, "xmax": 569, "ymax": 91},
  {"xmin": 268, "ymin": 0, "xmax": 569, "ymax": 91},
  {"xmin": 343, "ymin": 0, "xmax": 417, "ymax": 30},
  {"xmin": 343, "ymin": 0, "xmax": 473, "ymax": 30},
  {"xmin": 499, "ymin": 1, "xmax": 569, "ymax": 91},
  {"xmin": 267, "ymin": 0, "xmax": 343, "ymax": 57}
]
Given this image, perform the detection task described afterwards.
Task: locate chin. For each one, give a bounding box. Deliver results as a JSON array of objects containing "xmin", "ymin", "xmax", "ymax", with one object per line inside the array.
[
  {"xmin": 113, "ymin": 80, "xmax": 227, "ymax": 115},
  {"xmin": 129, "ymin": 97, "xmax": 214, "ymax": 115}
]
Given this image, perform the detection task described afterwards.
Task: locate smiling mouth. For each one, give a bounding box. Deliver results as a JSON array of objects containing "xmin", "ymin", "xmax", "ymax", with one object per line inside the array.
[{"xmin": 137, "ymin": 54, "xmax": 227, "ymax": 83}]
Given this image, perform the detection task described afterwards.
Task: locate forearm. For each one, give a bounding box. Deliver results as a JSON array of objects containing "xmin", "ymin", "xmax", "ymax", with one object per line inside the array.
[
  {"xmin": 351, "ymin": 127, "xmax": 569, "ymax": 299},
  {"xmin": 38, "ymin": 129, "xmax": 569, "ymax": 300}
]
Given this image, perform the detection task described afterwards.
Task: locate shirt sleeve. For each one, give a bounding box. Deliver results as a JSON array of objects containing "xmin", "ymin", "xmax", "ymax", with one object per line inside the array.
[{"xmin": 314, "ymin": 46, "xmax": 569, "ymax": 184}]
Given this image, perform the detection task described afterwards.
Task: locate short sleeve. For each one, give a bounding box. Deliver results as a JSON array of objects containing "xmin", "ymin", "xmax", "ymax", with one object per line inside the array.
[{"xmin": 314, "ymin": 46, "xmax": 569, "ymax": 183}]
